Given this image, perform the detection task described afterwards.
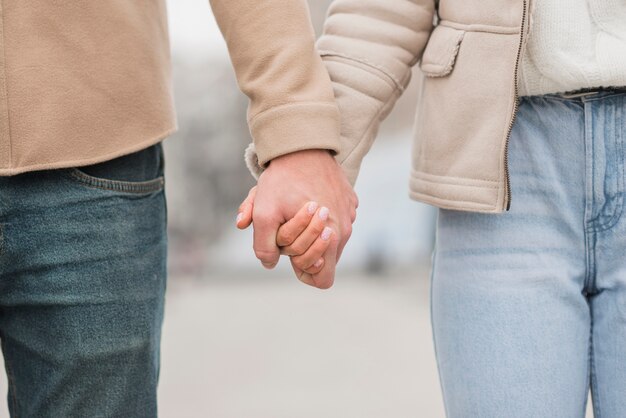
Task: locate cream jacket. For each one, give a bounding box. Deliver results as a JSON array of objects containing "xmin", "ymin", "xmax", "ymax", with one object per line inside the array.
[{"xmin": 248, "ymin": 0, "xmax": 533, "ymax": 213}]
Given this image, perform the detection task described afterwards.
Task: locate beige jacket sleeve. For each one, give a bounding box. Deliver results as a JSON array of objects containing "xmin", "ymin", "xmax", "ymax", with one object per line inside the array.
[
  {"xmin": 318, "ymin": 0, "xmax": 436, "ymax": 185},
  {"xmin": 208, "ymin": 0, "xmax": 341, "ymax": 169}
]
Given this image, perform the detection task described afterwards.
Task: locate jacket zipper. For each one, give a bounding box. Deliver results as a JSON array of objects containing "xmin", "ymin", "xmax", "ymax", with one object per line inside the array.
[{"xmin": 503, "ymin": 0, "xmax": 529, "ymax": 211}]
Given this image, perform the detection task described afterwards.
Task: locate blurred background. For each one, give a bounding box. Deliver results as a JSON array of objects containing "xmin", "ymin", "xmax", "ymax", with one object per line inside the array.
[
  {"xmin": 0, "ymin": 1, "xmax": 594, "ymax": 417},
  {"xmin": 151, "ymin": 1, "xmax": 443, "ymax": 416},
  {"xmin": 0, "ymin": 2, "xmax": 441, "ymax": 416}
]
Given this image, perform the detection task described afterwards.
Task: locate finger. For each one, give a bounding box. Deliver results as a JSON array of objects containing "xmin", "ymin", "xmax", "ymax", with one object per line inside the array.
[
  {"xmin": 291, "ymin": 259, "xmax": 317, "ymax": 287},
  {"xmin": 276, "ymin": 201, "xmax": 319, "ymax": 246},
  {"xmin": 290, "ymin": 227, "xmax": 333, "ymax": 272},
  {"xmin": 302, "ymin": 258, "xmax": 325, "ymax": 275},
  {"xmin": 236, "ymin": 187, "xmax": 257, "ymax": 230},
  {"xmin": 252, "ymin": 209, "xmax": 281, "ymax": 269},
  {"xmin": 336, "ymin": 223, "xmax": 353, "ymax": 263},
  {"xmin": 311, "ymin": 236, "xmax": 339, "ymax": 290},
  {"xmin": 281, "ymin": 207, "xmax": 329, "ymax": 256}
]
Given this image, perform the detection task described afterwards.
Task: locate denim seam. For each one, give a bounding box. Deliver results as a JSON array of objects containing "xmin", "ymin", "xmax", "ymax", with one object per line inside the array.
[
  {"xmin": 589, "ymin": 308, "xmax": 602, "ymax": 418},
  {"xmin": 583, "ymin": 231, "xmax": 595, "ymax": 295},
  {"xmin": 64, "ymin": 168, "xmax": 165, "ymax": 194},
  {"xmin": 428, "ymin": 242, "xmax": 450, "ymax": 418},
  {"xmin": 1, "ymin": 335, "xmax": 19, "ymax": 417},
  {"xmin": 581, "ymin": 91, "xmax": 626, "ymax": 102},
  {"xmin": 587, "ymin": 101, "xmax": 625, "ymax": 232},
  {"xmin": 583, "ymin": 102, "xmax": 597, "ymax": 294},
  {"xmin": 584, "ymin": 312, "xmax": 592, "ymax": 415},
  {"xmin": 542, "ymin": 91, "xmax": 626, "ymax": 103},
  {"xmin": 588, "ymin": 194, "xmax": 624, "ymax": 231}
]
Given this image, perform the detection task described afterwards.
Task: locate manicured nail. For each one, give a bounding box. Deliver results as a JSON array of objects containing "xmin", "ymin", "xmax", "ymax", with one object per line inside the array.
[
  {"xmin": 319, "ymin": 207, "xmax": 330, "ymax": 221},
  {"xmin": 307, "ymin": 201, "xmax": 318, "ymax": 215},
  {"xmin": 314, "ymin": 258, "xmax": 324, "ymax": 268},
  {"xmin": 321, "ymin": 227, "xmax": 333, "ymax": 241},
  {"xmin": 236, "ymin": 213, "xmax": 243, "ymax": 224}
]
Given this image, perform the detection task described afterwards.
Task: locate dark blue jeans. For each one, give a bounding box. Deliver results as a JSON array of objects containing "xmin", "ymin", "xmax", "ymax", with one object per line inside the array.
[{"xmin": 0, "ymin": 143, "xmax": 167, "ymax": 417}]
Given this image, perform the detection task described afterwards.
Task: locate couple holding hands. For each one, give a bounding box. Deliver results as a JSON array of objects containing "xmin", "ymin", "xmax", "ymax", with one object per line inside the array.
[{"xmin": 2, "ymin": 0, "xmax": 626, "ymax": 416}]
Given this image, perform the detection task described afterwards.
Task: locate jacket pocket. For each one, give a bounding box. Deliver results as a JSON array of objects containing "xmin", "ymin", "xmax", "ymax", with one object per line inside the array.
[{"xmin": 419, "ymin": 25, "xmax": 465, "ymax": 77}]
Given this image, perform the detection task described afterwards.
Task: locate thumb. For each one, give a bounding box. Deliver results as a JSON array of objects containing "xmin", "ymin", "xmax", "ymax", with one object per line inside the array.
[
  {"xmin": 236, "ymin": 186, "xmax": 257, "ymax": 229},
  {"xmin": 252, "ymin": 208, "xmax": 281, "ymax": 269}
]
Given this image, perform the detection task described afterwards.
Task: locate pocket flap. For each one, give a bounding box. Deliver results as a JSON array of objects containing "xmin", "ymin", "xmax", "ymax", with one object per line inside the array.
[{"xmin": 419, "ymin": 25, "xmax": 465, "ymax": 77}]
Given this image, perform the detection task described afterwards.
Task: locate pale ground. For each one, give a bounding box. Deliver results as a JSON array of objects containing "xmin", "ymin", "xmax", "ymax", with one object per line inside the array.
[
  {"xmin": 0, "ymin": 269, "xmax": 594, "ymax": 417},
  {"xmin": 157, "ymin": 269, "xmax": 445, "ymax": 418}
]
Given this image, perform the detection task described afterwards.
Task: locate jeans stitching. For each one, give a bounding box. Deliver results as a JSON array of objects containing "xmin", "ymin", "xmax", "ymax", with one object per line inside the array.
[
  {"xmin": 0, "ymin": 223, "xmax": 4, "ymax": 256},
  {"xmin": 1, "ymin": 335, "xmax": 19, "ymax": 417},
  {"xmin": 583, "ymin": 228, "xmax": 597, "ymax": 298},
  {"xmin": 589, "ymin": 308, "xmax": 601, "ymax": 418},
  {"xmin": 543, "ymin": 91, "xmax": 626, "ymax": 103},
  {"xmin": 584, "ymin": 322, "xmax": 592, "ymax": 416},
  {"xmin": 583, "ymin": 101, "xmax": 597, "ymax": 294},
  {"xmin": 65, "ymin": 168, "xmax": 165, "ymax": 194},
  {"xmin": 585, "ymin": 97, "xmax": 625, "ymax": 232},
  {"xmin": 429, "ymin": 228, "xmax": 449, "ymax": 418}
]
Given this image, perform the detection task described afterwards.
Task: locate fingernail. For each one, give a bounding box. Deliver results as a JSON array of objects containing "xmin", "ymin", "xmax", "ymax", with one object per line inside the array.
[
  {"xmin": 236, "ymin": 213, "xmax": 243, "ymax": 224},
  {"xmin": 314, "ymin": 258, "xmax": 324, "ymax": 268},
  {"xmin": 321, "ymin": 227, "xmax": 333, "ymax": 241},
  {"xmin": 319, "ymin": 207, "xmax": 330, "ymax": 221},
  {"xmin": 307, "ymin": 201, "xmax": 318, "ymax": 215},
  {"xmin": 262, "ymin": 262, "xmax": 276, "ymax": 269}
]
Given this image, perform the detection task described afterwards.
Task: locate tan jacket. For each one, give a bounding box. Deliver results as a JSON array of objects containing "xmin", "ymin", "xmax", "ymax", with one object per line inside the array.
[
  {"xmin": 248, "ymin": 0, "xmax": 532, "ymax": 213},
  {"xmin": 0, "ymin": 0, "xmax": 340, "ymax": 175}
]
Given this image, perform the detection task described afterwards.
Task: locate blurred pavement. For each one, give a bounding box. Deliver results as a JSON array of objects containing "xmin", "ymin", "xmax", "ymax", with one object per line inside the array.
[
  {"xmin": 157, "ymin": 268, "xmax": 444, "ymax": 417},
  {"xmin": 0, "ymin": 268, "xmax": 595, "ymax": 417}
]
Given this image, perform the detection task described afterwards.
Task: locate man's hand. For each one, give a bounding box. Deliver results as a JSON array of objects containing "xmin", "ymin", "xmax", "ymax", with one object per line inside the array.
[{"xmin": 237, "ymin": 149, "xmax": 357, "ymax": 289}]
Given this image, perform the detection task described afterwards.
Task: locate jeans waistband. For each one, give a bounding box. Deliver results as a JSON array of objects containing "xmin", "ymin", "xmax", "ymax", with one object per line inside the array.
[{"xmin": 554, "ymin": 86, "xmax": 626, "ymax": 101}]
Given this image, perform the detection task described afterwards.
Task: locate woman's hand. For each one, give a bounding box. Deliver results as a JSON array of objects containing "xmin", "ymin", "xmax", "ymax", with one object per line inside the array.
[{"xmin": 237, "ymin": 186, "xmax": 336, "ymax": 287}]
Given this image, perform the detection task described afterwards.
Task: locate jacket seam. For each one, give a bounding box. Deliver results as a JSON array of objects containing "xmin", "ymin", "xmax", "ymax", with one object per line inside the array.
[
  {"xmin": 498, "ymin": 77, "xmax": 517, "ymax": 208},
  {"xmin": 438, "ymin": 19, "xmax": 520, "ymax": 35},
  {"xmin": 320, "ymin": 54, "xmax": 407, "ymax": 171},
  {"xmin": 409, "ymin": 190, "xmax": 498, "ymax": 211},
  {"xmin": 498, "ymin": 0, "xmax": 530, "ymax": 211},
  {"xmin": 411, "ymin": 169, "xmax": 500, "ymax": 186},
  {"xmin": 339, "ymin": 88, "xmax": 401, "ymax": 169},
  {"xmin": 320, "ymin": 50, "xmax": 406, "ymax": 91}
]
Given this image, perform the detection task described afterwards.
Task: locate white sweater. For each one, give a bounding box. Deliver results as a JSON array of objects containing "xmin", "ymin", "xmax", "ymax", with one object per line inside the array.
[{"xmin": 519, "ymin": 0, "xmax": 626, "ymax": 96}]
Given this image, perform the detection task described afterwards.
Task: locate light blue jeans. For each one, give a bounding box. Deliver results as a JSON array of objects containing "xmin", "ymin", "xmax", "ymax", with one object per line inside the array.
[{"xmin": 431, "ymin": 90, "xmax": 626, "ymax": 418}]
